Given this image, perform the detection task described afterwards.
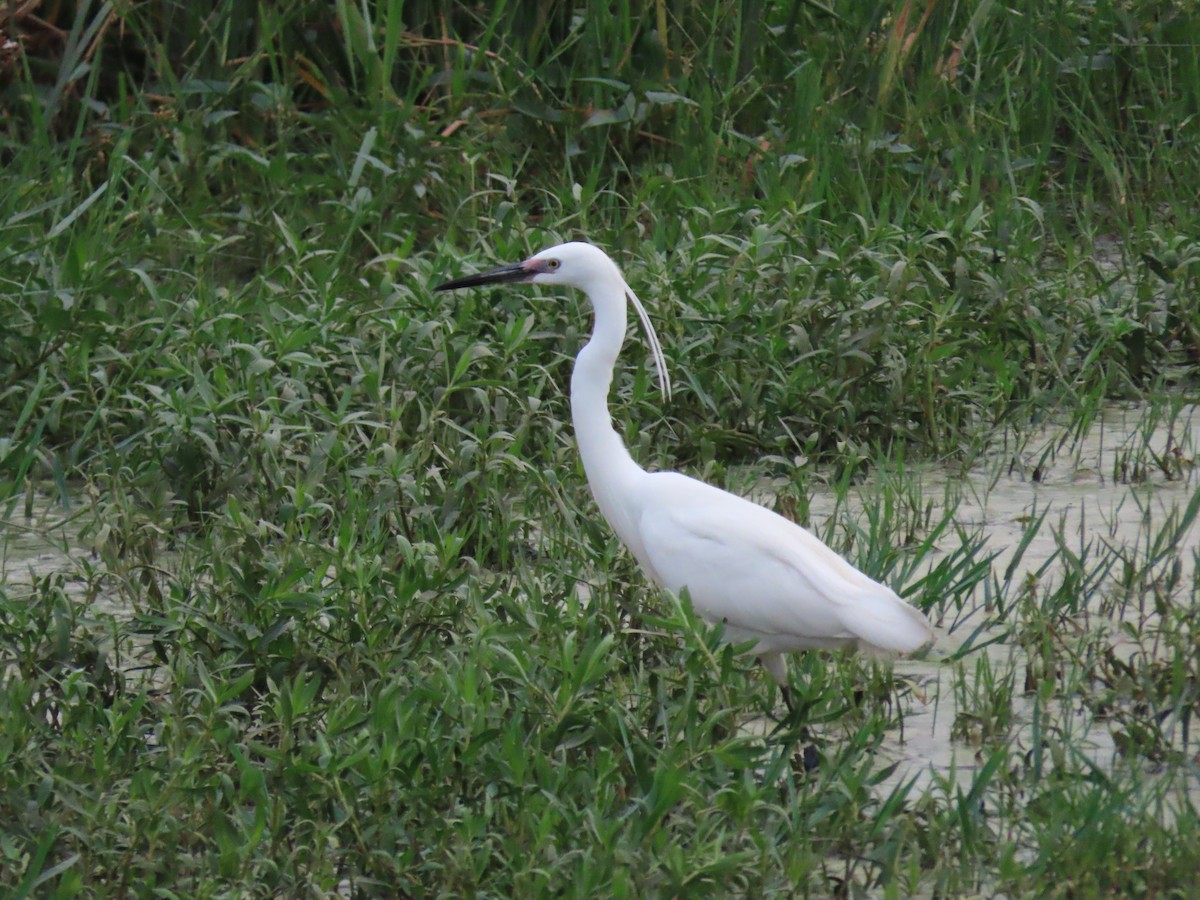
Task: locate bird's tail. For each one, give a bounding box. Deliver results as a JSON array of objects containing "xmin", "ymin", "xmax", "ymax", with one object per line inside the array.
[{"xmin": 846, "ymin": 588, "xmax": 934, "ymax": 655}]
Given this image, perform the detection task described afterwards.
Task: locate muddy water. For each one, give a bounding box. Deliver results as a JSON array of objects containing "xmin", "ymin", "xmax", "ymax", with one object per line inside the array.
[
  {"xmin": 798, "ymin": 402, "xmax": 1200, "ymax": 797},
  {"xmin": 0, "ymin": 491, "xmax": 93, "ymax": 601}
]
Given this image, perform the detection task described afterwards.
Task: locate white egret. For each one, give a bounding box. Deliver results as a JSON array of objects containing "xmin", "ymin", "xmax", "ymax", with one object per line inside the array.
[{"xmin": 435, "ymin": 241, "xmax": 934, "ymax": 700}]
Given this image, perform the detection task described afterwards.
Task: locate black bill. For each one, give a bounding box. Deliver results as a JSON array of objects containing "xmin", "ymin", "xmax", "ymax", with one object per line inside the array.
[{"xmin": 434, "ymin": 261, "xmax": 532, "ymax": 291}]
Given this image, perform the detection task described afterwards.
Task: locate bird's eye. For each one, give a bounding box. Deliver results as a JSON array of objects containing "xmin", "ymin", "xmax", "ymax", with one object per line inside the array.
[{"xmin": 545, "ymin": 259, "xmax": 561, "ymax": 271}]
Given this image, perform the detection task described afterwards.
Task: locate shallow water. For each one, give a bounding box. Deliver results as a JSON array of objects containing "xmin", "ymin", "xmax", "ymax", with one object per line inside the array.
[
  {"xmin": 799, "ymin": 402, "xmax": 1200, "ymax": 801},
  {"xmin": 0, "ymin": 491, "xmax": 92, "ymax": 600}
]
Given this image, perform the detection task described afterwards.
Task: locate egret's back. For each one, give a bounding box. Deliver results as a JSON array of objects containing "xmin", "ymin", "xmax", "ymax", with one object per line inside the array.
[{"xmin": 624, "ymin": 471, "xmax": 934, "ymax": 656}]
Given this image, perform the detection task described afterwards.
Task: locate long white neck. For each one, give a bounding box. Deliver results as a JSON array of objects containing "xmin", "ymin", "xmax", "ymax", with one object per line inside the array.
[{"xmin": 569, "ymin": 281, "xmax": 647, "ymax": 543}]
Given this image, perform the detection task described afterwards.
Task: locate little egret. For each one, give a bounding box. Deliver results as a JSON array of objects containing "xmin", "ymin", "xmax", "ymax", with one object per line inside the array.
[{"xmin": 435, "ymin": 242, "xmax": 934, "ymax": 699}]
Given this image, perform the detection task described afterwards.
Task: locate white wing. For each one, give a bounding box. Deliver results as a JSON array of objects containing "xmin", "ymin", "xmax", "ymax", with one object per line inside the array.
[{"xmin": 630, "ymin": 471, "xmax": 933, "ymax": 655}]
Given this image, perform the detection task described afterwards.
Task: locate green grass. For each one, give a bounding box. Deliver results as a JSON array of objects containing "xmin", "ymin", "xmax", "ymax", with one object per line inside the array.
[{"xmin": 2, "ymin": 0, "xmax": 1200, "ymax": 895}]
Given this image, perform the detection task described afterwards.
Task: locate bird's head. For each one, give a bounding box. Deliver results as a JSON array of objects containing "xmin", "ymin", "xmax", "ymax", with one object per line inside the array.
[
  {"xmin": 434, "ymin": 241, "xmax": 620, "ymax": 293},
  {"xmin": 434, "ymin": 241, "xmax": 671, "ymax": 399}
]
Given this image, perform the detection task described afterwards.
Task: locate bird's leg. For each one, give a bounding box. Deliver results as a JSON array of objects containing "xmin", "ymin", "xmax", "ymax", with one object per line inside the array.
[
  {"xmin": 760, "ymin": 656, "xmax": 821, "ymax": 772},
  {"xmin": 760, "ymin": 653, "xmax": 799, "ymax": 723}
]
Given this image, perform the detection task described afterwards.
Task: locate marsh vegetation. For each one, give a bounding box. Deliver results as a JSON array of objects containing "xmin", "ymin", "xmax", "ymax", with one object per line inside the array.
[{"xmin": 2, "ymin": 1, "xmax": 1199, "ymax": 895}]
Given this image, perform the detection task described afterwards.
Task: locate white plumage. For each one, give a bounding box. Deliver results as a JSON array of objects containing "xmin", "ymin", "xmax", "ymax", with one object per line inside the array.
[{"xmin": 436, "ymin": 241, "xmax": 934, "ymax": 692}]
